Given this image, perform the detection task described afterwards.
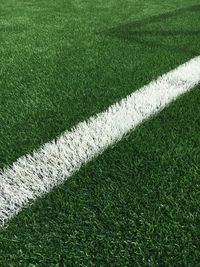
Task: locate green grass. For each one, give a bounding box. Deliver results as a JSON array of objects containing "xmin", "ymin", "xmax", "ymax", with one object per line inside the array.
[
  {"xmin": 0, "ymin": 0, "xmax": 200, "ymax": 169},
  {"xmin": 1, "ymin": 85, "xmax": 200, "ymax": 266},
  {"xmin": 0, "ymin": 0, "xmax": 200, "ymax": 266}
]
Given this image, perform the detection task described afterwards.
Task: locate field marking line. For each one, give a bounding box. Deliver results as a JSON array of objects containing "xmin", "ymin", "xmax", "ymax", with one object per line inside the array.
[{"xmin": 1, "ymin": 56, "xmax": 200, "ymax": 225}]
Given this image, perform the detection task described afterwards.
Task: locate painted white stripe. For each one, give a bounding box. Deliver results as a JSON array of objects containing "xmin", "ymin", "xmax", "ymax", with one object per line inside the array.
[{"xmin": 1, "ymin": 56, "xmax": 200, "ymax": 225}]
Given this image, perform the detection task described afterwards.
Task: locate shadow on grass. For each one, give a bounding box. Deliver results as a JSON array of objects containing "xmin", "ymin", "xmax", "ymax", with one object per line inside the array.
[{"xmin": 101, "ymin": 4, "xmax": 200, "ymax": 55}]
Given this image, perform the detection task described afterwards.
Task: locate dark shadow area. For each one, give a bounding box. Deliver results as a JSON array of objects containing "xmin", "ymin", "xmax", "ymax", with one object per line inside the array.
[
  {"xmin": 106, "ymin": 5, "xmax": 200, "ymax": 34},
  {"xmin": 123, "ymin": 30, "xmax": 200, "ymax": 37},
  {"xmin": 101, "ymin": 4, "xmax": 200, "ymax": 55}
]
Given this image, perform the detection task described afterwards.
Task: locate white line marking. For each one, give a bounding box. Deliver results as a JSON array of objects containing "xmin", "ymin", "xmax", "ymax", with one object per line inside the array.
[{"xmin": 1, "ymin": 56, "xmax": 200, "ymax": 225}]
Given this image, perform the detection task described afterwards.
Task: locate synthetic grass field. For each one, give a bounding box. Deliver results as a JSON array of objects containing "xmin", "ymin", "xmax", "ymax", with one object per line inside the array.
[{"xmin": 0, "ymin": 0, "xmax": 200, "ymax": 266}]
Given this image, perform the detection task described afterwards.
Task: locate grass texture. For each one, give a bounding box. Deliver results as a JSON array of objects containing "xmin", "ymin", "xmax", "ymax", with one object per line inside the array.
[{"xmin": 0, "ymin": 0, "xmax": 200, "ymax": 266}]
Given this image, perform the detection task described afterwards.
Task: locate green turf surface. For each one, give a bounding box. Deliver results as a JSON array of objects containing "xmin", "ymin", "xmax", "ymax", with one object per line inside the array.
[
  {"xmin": 1, "ymin": 85, "xmax": 200, "ymax": 266},
  {"xmin": 0, "ymin": 0, "xmax": 200, "ymax": 169},
  {"xmin": 0, "ymin": 0, "xmax": 200, "ymax": 266}
]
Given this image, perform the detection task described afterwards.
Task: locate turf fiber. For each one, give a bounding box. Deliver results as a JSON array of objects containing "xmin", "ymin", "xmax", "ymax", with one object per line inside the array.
[{"xmin": 0, "ymin": 0, "xmax": 200, "ymax": 266}]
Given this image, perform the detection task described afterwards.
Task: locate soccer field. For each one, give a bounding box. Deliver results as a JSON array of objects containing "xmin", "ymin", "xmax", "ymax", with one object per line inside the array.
[{"xmin": 0, "ymin": 0, "xmax": 200, "ymax": 266}]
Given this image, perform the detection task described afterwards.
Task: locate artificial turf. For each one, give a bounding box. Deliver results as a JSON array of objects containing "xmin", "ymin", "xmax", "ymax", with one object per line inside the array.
[
  {"xmin": 1, "ymin": 85, "xmax": 200, "ymax": 266},
  {"xmin": 0, "ymin": 0, "xmax": 200, "ymax": 266},
  {"xmin": 0, "ymin": 0, "xmax": 200, "ymax": 169}
]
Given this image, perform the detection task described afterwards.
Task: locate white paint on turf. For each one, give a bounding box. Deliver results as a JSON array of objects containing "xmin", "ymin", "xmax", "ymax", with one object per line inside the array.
[{"xmin": 1, "ymin": 56, "xmax": 200, "ymax": 225}]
